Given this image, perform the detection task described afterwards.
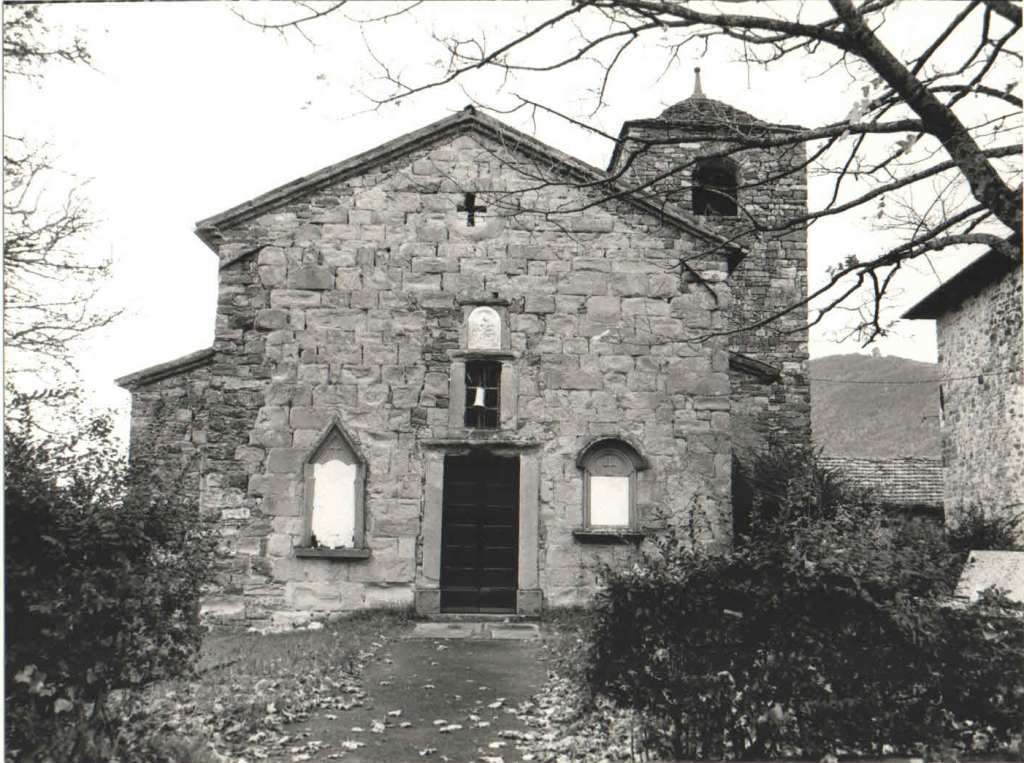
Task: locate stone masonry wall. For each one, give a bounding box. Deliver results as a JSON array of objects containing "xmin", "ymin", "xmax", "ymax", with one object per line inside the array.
[
  {"xmin": 610, "ymin": 120, "xmax": 810, "ymax": 458},
  {"xmin": 189, "ymin": 126, "xmax": 734, "ymax": 625},
  {"xmin": 126, "ymin": 366, "xmax": 210, "ymax": 505},
  {"xmin": 937, "ymin": 264, "xmax": 1023, "ymax": 531}
]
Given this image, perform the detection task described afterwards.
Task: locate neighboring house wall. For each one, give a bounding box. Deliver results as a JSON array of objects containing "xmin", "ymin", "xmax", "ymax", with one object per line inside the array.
[{"xmin": 936, "ymin": 263, "xmax": 1024, "ymax": 528}]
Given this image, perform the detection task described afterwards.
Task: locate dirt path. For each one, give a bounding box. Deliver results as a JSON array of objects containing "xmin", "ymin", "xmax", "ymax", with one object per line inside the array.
[{"xmin": 274, "ymin": 626, "xmax": 552, "ymax": 762}]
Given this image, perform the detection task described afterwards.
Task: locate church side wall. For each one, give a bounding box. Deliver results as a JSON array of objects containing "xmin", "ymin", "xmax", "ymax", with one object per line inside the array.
[
  {"xmin": 126, "ymin": 368, "xmax": 210, "ymax": 504},
  {"xmin": 937, "ymin": 265, "xmax": 1023, "ymax": 531},
  {"xmin": 197, "ymin": 130, "xmax": 734, "ymax": 626}
]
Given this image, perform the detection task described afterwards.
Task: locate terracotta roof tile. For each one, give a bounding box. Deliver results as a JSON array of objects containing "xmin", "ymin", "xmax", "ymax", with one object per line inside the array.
[{"xmin": 821, "ymin": 456, "xmax": 943, "ymax": 511}]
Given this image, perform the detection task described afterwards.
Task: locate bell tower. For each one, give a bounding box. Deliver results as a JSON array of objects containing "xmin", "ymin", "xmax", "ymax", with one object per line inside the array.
[{"xmin": 609, "ymin": 68, "xmax": 811, "ymax": 454}]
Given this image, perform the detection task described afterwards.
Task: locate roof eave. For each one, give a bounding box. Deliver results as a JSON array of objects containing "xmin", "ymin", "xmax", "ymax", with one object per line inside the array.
[
  {"xmin": 116, "ymin": 347, "xmax": 215, "ymax": 390},
  {"xmin": 607, "ymin": 117, "xmax": 809, "ymax": 173},
  {"xmin": 903, "ymin": 249, "xmax": 1021, "ymax": 319}
]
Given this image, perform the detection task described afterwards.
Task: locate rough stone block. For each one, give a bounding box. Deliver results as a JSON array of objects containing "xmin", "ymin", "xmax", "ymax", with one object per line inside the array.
[
  {"xmin": 256, "ymin": 309, "xmax": 290, "ymax": 330},
  {"xmin": 297, "ymin": 364, "xmax": 330, "ymax": 385},
  {"xmin": 559, "ymin": 272, "xmax": 608, "ymax": 296},
  {"xmin": 586, "ymin": 296, "xmax": 621, "ymax": 317},
  {"xmin": 259, "ymin": 266, "xmax": 287, "ymax": 287},
  {"xmin": 667, "ymin": 372, "xmax": 729, "ymax": 396},
  {"xmin": 286, "ymin": 268, "xmax": 333, "ymax": 290},
  {"xmin": 248, "ymin": 474, "xmax": 295, "ymax": 498},
  {"xmin": 524, "ymin": 295, "xmax": 556, "ymax": 314},
  {"xmin": 270, "ymin": 289, "xmax": 322, "ymax": 308},
  {"xmin": 266, "ymin": 533, "xmax": 293, "ymax": 557},
  {"xmin": 287, "ymin": 581, "xmax": 364, "ymax": 611},
  {"xmin": 364, "ymin": 584, "xmax": 414, "ymax": 609},
  {"xmin": 266, "ymin": 447, "xmax": 306, "ymax": 474}
]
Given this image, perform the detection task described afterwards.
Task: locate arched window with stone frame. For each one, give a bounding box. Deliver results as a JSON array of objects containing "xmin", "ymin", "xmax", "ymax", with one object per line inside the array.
[
  {"xmin": 296, "ymin": 420, "xmax": 368, "ymax": 556},
  {"xmin": 576, "ymin": 438, "xmax": 648, "ymax": 531},
  {"xmin": 692, "ymin": 157, "xmax": 739, "ymax": 217}
]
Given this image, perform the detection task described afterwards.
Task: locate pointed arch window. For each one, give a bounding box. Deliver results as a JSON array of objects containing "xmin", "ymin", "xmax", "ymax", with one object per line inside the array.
[
  {"xmin": 300, "ymin": 421, "xmax": 367, "ymax": 551},
  {"xmin": 693, "ymin": 158, "xmax": 738, "ymax": 217}
]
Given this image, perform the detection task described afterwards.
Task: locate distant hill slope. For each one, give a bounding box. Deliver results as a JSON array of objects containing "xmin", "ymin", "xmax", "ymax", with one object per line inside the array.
[{"xmin": 810, "ymin": 354, "xmax": 941, "ymax": 459}]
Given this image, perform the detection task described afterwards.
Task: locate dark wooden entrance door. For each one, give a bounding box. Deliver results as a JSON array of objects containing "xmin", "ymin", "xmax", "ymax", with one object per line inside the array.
[{"xmin": 440, "ymin": 453, "xmax": 519, "ymax": 613}]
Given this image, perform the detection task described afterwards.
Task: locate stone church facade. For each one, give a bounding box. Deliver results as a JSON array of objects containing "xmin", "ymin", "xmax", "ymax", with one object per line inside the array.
[{"xmin": 118, "ymin": 87, "xmax": 810, "ymax": 625}]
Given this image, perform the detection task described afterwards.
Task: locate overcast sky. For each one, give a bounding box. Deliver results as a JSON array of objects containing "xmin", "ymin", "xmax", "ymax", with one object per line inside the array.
[{"xmin": 7, "ymin": 1, "xmax": 1004, "ymax": 419}]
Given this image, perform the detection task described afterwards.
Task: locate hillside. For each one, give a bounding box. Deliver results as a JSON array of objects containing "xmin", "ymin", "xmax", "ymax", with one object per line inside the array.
[{"xmin": 810, "ymin": 354, "xmax": 941, "ymax": 459}]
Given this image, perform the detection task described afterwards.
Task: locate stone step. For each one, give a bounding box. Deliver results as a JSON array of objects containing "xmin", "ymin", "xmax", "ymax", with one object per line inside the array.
[
  {"xmin": 406, "ymin": 621, "xmax": 541, "ymax": 641},
  {"xmin": 422, "ymin": 613, "xmax": 534, "ymax": 623}
]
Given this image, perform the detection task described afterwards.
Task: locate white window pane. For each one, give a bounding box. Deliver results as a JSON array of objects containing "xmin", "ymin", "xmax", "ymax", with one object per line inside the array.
[
  {"xmin": 312, "ymin": 459, "xmax": 357, "ymax": 548},
  {"xmin": 589, "ymin": 475, "xmax": 630, "ymax": 526}
]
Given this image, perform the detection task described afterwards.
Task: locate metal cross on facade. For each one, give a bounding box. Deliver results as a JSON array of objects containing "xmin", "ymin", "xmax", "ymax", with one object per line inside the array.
[{"xmin": 456, "ymin": 192, "xmax": 487, "ymax": 227}]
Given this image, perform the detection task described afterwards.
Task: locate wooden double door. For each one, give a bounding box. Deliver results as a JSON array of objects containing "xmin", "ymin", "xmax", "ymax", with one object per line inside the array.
[{"xmin": 440, "ymin": 453, "xmax": 519, "ymax": 613}]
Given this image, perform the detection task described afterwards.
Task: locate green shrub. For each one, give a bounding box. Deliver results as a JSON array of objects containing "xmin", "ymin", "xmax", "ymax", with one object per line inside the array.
[
  {"xmin": 587, "ymin": 447, "xmax": 1024, "ymax": 760},
  {"xmin": 4, "ymin": 393, "xmax": 218, "ymax": 761},
  {"xmin": 947, "ymin": 503, "xmax": 1024, "ymax": 556}
]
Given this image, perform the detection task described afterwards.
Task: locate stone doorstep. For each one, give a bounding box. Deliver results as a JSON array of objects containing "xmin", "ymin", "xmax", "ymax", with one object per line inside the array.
[{"xmin": 407, "ymin": 621, "xmax": 540, "ymax": 640}]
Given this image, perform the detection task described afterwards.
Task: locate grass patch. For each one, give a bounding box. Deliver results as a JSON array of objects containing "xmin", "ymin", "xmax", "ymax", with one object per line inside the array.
[{"xmin": 130, "ymin": 608, "xmax": 413, "ymax": 760}]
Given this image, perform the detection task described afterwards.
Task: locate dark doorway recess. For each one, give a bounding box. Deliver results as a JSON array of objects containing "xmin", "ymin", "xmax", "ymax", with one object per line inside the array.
[{"xmin": 440, "ymin": 452, "xmax": 519, "ymax": 613}]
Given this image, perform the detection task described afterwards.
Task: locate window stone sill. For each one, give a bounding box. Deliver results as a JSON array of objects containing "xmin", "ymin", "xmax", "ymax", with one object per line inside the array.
[
  {"xmin": 449, "ymin": 349, "xmax": 519, "ymax": 361},
  {"xmin": 572, "ymin": 528, "xmax": 645, "ymax": 544},
  {"xmin": 294, "ymin": 547, "xmax": 371, "ymax": 560}
]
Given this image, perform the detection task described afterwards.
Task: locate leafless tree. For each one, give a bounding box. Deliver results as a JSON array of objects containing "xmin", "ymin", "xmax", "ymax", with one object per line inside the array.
[
  {"xmin": 3, "ymin": 6, "xmax": 117, "ymax": 378},
  {"xmin": 237, "ymin": 0, "xmax": 1021, "ymax": 343}
]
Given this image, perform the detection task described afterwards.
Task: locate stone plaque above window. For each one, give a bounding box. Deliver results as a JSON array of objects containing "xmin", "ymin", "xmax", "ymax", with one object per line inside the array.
[{"xmin": 467, "ymin": 306, "xmax": 502, "ymax": 351}]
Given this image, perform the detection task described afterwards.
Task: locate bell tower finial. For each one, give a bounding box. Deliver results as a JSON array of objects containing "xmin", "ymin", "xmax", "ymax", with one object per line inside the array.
[{"xmin": 692, "ymin": 66, "xmax": 704, "ymax": 98}]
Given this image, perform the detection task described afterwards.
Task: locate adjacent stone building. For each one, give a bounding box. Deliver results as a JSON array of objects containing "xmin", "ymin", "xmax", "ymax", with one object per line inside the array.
[
  {"xmin": 904, "ymin": 249, "xmax": 1023, "ymax": 536},
  {"xmin": 118, "ymin": 83, "xmax": 811, "ymax": 625}
]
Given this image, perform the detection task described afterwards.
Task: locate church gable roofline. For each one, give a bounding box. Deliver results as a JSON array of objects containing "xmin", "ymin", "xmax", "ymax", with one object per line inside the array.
[
  {"xmin": 194, "ymin": 106, "xmax": 743, "ymax": 261},
  {"xmin": 115, "ymin": 347, "xmax": 215, "ymax": 390}
]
